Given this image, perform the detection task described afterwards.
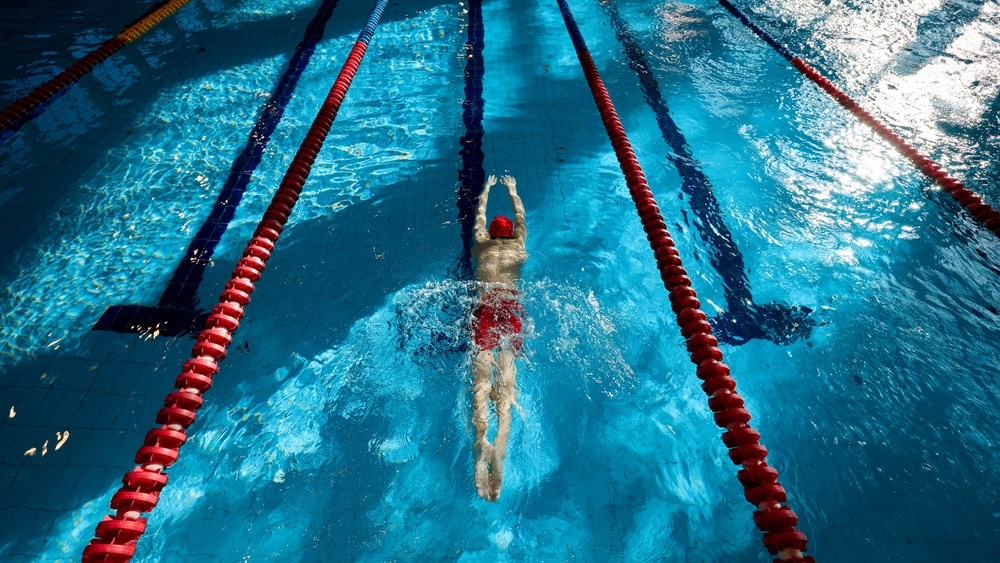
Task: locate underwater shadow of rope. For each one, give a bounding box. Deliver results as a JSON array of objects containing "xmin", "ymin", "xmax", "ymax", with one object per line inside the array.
[
  {"xmin": 710, "ymin": 302, "xmax": 814, "ymax": 346},
  {"xmin": 92, "ymin": 0, "xmax": 343, "ymax": 337}
]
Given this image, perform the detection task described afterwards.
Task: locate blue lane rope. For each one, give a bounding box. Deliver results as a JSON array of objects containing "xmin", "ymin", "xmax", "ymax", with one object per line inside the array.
[
  {"xmin": 93, "ymin": 0, "xmax": 344, "ymax": 336},
  {"xmin": 358, "ymin": 0, "xmax": 387, "ymax": 44},
  {"xmin": 719, "ymin": 0, "xmax": 795, "ymax": 62}
]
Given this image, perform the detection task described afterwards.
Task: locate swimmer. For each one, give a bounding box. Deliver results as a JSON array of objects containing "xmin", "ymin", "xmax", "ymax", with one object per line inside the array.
[{"xmin": 471, "ymin": 174, "xmax": 527, "ymax": 501}]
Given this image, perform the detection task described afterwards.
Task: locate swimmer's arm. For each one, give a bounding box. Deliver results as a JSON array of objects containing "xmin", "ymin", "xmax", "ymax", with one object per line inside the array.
[
  {"xmin": 501, "ymin": 175, "xmax": 527, "ymax": 241},
  {"xmin": 475, "ymin": 175, "xmax": 497, "ymax": 242}
]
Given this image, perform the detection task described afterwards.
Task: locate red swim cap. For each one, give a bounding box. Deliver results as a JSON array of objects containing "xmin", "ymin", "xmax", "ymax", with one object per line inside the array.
[{"xmin": 489, "ymin": 215, "xmax": 514, "ymax": 238}]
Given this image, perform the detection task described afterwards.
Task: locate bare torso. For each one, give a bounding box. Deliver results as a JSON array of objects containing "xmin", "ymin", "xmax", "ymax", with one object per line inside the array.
[
  {"xmin": 473, "ymin": 238, "xmax": 527, "ymax": 285},
  {"xmin": 472, "ymin": 175, "xmax": 527, "ymax": 286}
]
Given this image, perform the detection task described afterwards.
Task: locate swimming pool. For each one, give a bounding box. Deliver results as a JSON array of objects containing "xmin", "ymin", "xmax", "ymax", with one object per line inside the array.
[{"xmin": 1, "ymin": 0, "xmax": 999, "ymax": 559}]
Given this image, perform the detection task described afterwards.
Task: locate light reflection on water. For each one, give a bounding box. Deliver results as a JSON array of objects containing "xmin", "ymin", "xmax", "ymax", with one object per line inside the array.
[{"xmin": 1, "ymin": 0, "xmax": 1000, "ymax": 560}]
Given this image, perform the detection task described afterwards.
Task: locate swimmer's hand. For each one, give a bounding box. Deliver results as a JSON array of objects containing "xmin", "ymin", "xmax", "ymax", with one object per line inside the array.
[
  {"xmin": 500, "ymin": 175, "xmax": 516, "ymax": 192},
  {"xmin": 485, "ymin": 175, "xmax": 497, "ymax": 190}
]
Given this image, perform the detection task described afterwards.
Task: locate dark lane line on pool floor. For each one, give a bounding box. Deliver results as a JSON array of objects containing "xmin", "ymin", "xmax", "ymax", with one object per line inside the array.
[
  {"xmin": 93, "ymin": 0, "xmax": 344, "ymax": 337},
  {"xmin": 455, "ymin": 0, "xmax": 487, "ymax": 281},
  {"xmin": 427, "ymin": 0, "xmax": 485, "ymax": 357},
  {"xmin": 602, "ymin": 0, "xmax": 813, "ymax": 346}
]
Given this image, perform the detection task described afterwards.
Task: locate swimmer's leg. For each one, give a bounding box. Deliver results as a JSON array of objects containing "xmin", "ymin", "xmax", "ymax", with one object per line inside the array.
[
  {"xmin": 488, "ymin": 348, "xmax": 518, "ymax": 501},
  {"xmin": 472, "ymin": 348, "xmax": 495, "ymax": 500}
]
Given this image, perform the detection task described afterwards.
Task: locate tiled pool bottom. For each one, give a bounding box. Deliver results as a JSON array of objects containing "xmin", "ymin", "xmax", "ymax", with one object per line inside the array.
[{"xmin": 3, "ymin": 0, "xmax": 1000, "ymax": 560}]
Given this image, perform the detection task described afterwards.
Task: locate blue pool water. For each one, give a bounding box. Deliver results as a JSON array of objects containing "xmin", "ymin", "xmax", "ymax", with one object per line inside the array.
[{"xmin": 1, "ymin": 0, "xmax": 999, "ymax": 560}]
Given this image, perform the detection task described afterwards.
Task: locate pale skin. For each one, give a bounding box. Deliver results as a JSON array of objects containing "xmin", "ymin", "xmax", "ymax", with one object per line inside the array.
[{"xmin": 471, "ymin": 174, "xmax": 527, "ymax": 501}]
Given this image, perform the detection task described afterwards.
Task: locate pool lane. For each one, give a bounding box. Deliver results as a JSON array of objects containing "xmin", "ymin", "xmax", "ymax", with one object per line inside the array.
[
  {"xmin": 83, "ymin": 0, "xmax": 391, "ymax": 559},
  {"xmin": 0, "ymin": 0, "xmax": 194, "ymax": 142},
  {"xmin": 553, "ymin": 0, "xmax": 813, "ymax": 559},
  {"xmin": 93, "ymin": 0, "xmax": 344, "ymax": 337},
  {"xmin": 602, "ymin": 0, "xmax": 814, "ymax": 346}
]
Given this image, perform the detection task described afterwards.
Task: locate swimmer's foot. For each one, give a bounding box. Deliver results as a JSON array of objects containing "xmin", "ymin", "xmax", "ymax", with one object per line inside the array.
[
  {"xmin": 487, "ymin": 449, "xmax": 504, "ymax": 501},
  {"xmin": 474, "ymin": 440, "xmax": 493, "ymax": 500}
]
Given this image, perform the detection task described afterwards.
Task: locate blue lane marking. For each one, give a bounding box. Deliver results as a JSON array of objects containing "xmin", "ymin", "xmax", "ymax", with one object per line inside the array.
[
  {"xmin": 455, "ymin": 0, "xmax": 486, "ymax": 280},
  {"xmin": 602, "ymin": 0, "xmax": 813, "ymax": 345},
  {"xmin": 93, "ymin": 0, "xmax": 343, "ymax": 336}
]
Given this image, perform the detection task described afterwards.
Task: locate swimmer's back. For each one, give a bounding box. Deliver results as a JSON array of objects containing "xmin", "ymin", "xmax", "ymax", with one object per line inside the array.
[{"xmin": 474, "ymin": 238, "xmax": 527, "ymax": 285}]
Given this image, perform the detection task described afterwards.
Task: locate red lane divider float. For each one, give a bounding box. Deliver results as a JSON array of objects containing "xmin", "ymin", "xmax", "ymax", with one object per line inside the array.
[
  {"xmin": 0, "ymin": 0, "xmax": 194, "ymax": 139},
  {"xmin": 719, "ymin": 0, "xmax": 1000, "ymax": 236},
  {"xmin": 790, "ymin": 58, "xmax": 1000, "ymax": 232},
  {"xmin": 554, "ymin": 0, "xmax": 813, "ymax": 561},
  {"xmin": 80, "ymin": 0, "xmax": 390, "ymax": 561}
]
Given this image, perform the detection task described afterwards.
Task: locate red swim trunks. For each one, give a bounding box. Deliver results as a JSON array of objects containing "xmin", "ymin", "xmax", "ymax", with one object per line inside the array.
[{"xmin": 473, "ymin": 289, "xmax": 524, "ymax": 351}]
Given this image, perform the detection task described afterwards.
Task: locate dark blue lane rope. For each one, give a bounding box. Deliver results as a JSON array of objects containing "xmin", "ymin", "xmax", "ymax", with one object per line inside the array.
[
  {"xmin": 603, "ymin": 0, "xmax": 812, "ymax": 345},
  {"xmin": 93, "ymin": 0, "xmax": 342, "ymax": 336},
  {"xmin": 358, "ymin": 0, "xmax": 388, "ymax": 43},
  {"xmin": 718, "ymin": 0, "xmax": 795, "ymax": 62},
  {"xmin": 455, "ymin": 0, "xmax": 487, "ymax": 280}
]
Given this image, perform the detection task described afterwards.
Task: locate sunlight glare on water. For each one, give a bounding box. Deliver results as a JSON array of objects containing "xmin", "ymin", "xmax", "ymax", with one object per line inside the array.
[{"xmin": 1, "ymin": 0, "xmax": 999, "ymax": 561}]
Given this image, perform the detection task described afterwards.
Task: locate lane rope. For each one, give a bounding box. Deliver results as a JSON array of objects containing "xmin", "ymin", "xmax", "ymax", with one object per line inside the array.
[
  {"xmin": 0, "ymin": 0, "xmax": 193, "ymax": 140},
  {"xmin": 719, "ymin": 0, "xmax": 1000, "ymax": 237},
  {"xmin": 80, "ymin": 0, "xmax": 389, "ymax": 560},
  {"xmin": 554, "ymin": 0, "xmax": 813, "ymax": 561}
]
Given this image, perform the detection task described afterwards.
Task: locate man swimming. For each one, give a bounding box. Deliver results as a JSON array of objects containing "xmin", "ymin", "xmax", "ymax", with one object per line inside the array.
[{"xmin": 471, "ymin": 174, "xmax": 527, "ymax": 501}]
